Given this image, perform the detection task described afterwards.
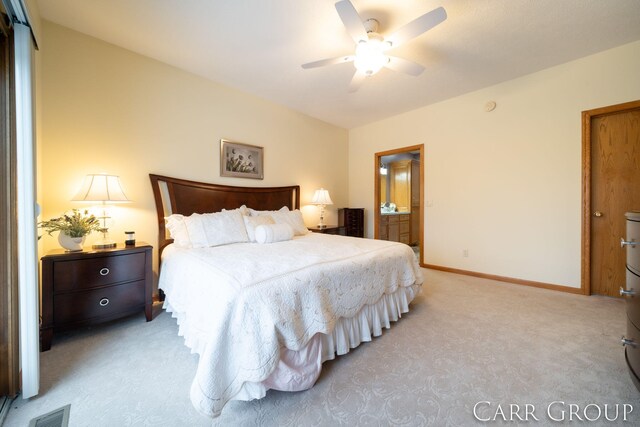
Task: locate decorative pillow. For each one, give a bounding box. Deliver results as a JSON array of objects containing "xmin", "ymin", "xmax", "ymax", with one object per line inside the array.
[
  {"xmin": 243, "ymin": 215, "xmax": 276, "ymax": 242},
  {"xmin": 199, "ymin": 210, "xmax": 249, "ymax": 247},
  {"xmin": 249, "ymin": 206, "xmax": 289, "ymax": 216},
  {"xmin": 255, "ymin": 223, "xmax": 294, "ymax": 244},
  {"xmin": 166, "ymin": 210, "xmax": 249, "ymax": 248},
  {"xmin": 269, "ymin": 209, "xmax": 309, "ymax": 236}
]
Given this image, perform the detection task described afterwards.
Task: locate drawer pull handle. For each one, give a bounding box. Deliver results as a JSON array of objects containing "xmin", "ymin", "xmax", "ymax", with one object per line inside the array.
[
  {"xmin": 620, "ymin": 287, "xmax": 636, "ymax": 297},
  {"xmin": 621, "ymin": 336, "xmax": 637, "ymax": 348},
  {"xmin": 99, "ymin": 267, "xmax": 110, "ymax": 276},
  {"xmin": 99, "ymin": 298, "xmax": 110, "ymax": 307},
  {"xmin": 621, "ymin": 238, "xmax": 637, "ymax": 248}
]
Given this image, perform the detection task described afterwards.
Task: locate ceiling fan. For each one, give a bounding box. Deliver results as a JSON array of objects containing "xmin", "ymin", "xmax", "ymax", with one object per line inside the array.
[{"xmin": 301, "ymin": 0, "xmax": 447, "ymax": 92}]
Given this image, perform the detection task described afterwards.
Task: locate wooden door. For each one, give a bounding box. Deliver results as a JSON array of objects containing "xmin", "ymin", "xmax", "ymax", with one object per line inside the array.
[
  {"xmin": 587, "ymin": 102, "xmax": 640, "ymax": 296},
  {"xmin": 0, "ymin": 26, "xmax": 20, "ymax": 399},
  {"xmin": 380, "ymin": 174, "xmax": 387, "ymax": 203},
  {"xmin": 390, "ymin": 160, "xmax": 411, "ymax": 212},
  {"xmin": 410, "ymin": 160, "xmax": 420, "ymax": 245}
]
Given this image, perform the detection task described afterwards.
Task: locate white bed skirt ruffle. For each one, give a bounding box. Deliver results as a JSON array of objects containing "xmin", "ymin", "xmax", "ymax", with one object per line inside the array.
[{"xmin": 165, "ymin": 282, "xmax": 420, "ymax": 404}]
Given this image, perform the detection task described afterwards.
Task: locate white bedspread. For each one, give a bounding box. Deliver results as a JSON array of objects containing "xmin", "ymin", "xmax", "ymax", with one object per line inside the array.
[{"xmin": 159, "ymin": 233, "xmax": 423, "ymax": 417}]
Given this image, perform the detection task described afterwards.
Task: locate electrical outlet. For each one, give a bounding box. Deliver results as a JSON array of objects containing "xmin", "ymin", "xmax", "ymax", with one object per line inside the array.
[{"xmin": 463, "ymin": 249, "xmax": 469, "ymax": 257}]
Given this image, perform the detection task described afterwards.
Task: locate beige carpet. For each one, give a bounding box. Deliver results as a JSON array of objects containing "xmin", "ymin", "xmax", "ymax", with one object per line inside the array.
[{"xmin": 4, "ymin": 269, "xmax": 638, "ymax": 426}]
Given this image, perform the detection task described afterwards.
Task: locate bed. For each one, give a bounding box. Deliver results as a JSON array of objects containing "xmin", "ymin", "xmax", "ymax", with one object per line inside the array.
[{"xmin": 149, "ymin": 174, "xmax": 423, "ymax": 418}]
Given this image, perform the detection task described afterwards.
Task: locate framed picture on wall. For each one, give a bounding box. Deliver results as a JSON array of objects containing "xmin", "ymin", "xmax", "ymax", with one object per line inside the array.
[{"xmin": 220, "ymin": 139, "xmax": 264, "ymax": 180}]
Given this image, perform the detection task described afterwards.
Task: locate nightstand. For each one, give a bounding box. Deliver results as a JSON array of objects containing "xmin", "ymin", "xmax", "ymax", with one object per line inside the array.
[
  {"xmin": 40, "ymin": 243, "xmax": 153, "ymax": 351},
  {"xmin": 308, "ymin": 226, "xmax": 341, "ymax": 235}
]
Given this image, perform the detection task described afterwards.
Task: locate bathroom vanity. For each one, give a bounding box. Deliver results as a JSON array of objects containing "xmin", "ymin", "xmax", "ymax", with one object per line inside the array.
[{"xmin": 380, "ymin": 212, "xmax": 410, "ymax": 244}]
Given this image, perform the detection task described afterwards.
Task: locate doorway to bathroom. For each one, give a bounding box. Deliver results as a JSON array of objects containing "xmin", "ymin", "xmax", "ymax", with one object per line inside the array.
[{"xmin": 374, "ymin": 145, "xmax": 424, "ymax": 265}]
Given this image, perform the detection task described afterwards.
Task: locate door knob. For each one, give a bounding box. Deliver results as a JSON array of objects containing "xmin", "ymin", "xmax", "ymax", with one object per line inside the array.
[
  {"xmin": 620, "ymin": 287, "xmax": 636, "ymax": 297},
  {"xmin": 621, "ymin": 238, "xmax": 637, "ymax": 248},
  {"xmin": 621, "ymin": 336, "xmax": 637, "ymax": 347},
  {"xmin": 593, "ymin": 211, "xmax": 603, "ymax": 217}
]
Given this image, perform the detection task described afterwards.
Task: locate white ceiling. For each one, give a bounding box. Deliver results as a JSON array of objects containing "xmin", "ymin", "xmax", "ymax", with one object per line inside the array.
[{"xmin": 36, "ymin": 0, "xmax": 640, "ymax": 129}]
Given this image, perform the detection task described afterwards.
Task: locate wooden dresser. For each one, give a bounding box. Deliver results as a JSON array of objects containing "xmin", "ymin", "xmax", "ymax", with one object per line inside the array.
[
  {"xmin": 338, "ymin": 208, "xmax": 364, "ymax": 237},
  {"xmin": 622, "ymin": 211, "xmax": 640, "ymax": 390},
  {"xmin": 40, "ymin": 243, "xmax": 153, "ymax": 351}
]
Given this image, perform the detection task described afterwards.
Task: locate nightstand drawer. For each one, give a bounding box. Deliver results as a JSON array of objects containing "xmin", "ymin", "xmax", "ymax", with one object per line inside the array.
[
  {"xmin": 53, "ymin": 280, "xmax": 146, "ymax": 325},
  {"xmin": 53, "ymin": 252, "xmax": 146, "ymax": 291}
]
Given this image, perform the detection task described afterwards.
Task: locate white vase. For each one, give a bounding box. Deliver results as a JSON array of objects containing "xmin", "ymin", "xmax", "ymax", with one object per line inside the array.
[{"xmin": 58, "ymin": 232, "xmax": 86, "ymax": 252}]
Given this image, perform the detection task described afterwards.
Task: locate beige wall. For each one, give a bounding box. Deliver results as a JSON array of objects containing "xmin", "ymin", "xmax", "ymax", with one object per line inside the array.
[
  {"xmin": 349, "ymin": 40, "xmax": 640, "ymax": 288},
  {"xmin": 39, "ymin": 19, "xmax": 640, "ymax": 289},
  {"xmin": 24, "ymin": 0, "xmax": 41, "ymax": 44},
  {"xmin": 39, "ymin": 22, "xmax": 348, "ymax": 273}
]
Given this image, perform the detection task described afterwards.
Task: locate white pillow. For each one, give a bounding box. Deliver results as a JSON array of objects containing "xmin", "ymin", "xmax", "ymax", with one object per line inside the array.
[
  {"xmin": 222, "ymin": 204, "xmax": 250, "ymax": 216},
  {"xmin": 182, "ymin": 213, "xmax": 208, "ymax": 248},
  {"xmin": 255, "ymin": 223, "xmax": 294, "ymax": 244},
  {"xmin": 249, "ymin": 206, "xmax": 289, "ymax": 216},
  {"xmin": 165, "ymin": 214, "xmax": 191, "ymax": 248},
  {"xmin": 243, "ymin": 215, "xmax": 276, "ymax": 242},
  {"xmin": 200, "ymin": 210, "xmax": 249, "ymax": 247},
  {"xmin": 166, "ymin": 210, "xmax": 249, "ymax": 248},
  {"xmin": 269, "ymin": 209, "xmax": 309, "ymax": 236}
]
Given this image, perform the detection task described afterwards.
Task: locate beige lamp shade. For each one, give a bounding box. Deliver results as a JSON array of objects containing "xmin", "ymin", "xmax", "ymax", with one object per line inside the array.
[
  {"xmin": 311, "ymin": 188, "xmax": 333, "ymax": 206},
  {"xmin": 72, "ymin": 174, "xmax": 130, "ymax": 202}
]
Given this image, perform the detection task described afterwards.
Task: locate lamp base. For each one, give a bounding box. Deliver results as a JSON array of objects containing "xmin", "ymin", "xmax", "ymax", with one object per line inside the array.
[{"xmin": 93, "ymin": 229, "xmax": 116, "ymax": 249}]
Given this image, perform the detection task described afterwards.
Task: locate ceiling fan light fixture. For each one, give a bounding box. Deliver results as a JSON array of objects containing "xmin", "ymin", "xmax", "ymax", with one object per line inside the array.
[
  {"xmin": 302, "ymin": 1, "xmax": 447, "ymax": 90},
  {"xmin": 354, "ymin": 38, "xmax": 388, "ymax": 76}
]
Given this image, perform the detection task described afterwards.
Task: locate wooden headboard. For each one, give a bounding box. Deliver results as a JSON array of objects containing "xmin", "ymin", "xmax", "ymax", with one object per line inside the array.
[{"xmin": 149, "ymin": 174, "xmax": 301, "ymax": 255}]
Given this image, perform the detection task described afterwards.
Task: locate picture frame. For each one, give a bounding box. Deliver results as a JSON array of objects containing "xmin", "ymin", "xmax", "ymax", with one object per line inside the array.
[{"xmin": 220, "ymin": 139, "xmax": 264, "ymax": 180}]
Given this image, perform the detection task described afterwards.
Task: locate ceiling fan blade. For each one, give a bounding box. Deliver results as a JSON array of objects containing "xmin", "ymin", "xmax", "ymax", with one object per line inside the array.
[
  {"xmin": 385, "ymin": 56, "xmax": 425, "ymax": 76},
  {"xmin": 335, "ymin": 0, "xmax": 368, "ymax": 44},
  {"xmin": 386, "ymin": 7, "xmax": 447, "ymax": 49},
  {"xmin": 301, "ymin": 55, "xmax": 354, "ymax": 69},
  {"xmin": 349, "ymin": 71, "xmax": 367, "ymax": 93}
]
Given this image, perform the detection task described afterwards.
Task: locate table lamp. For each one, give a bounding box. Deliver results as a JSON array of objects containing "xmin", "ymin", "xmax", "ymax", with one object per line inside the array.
[
  {"xmin": 72, "ymin": 174, "xmax": 130, "ymax": 249},
  {"xmin": 311, "ymin": 188, "xmax": 333, "ymax": 229}
]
